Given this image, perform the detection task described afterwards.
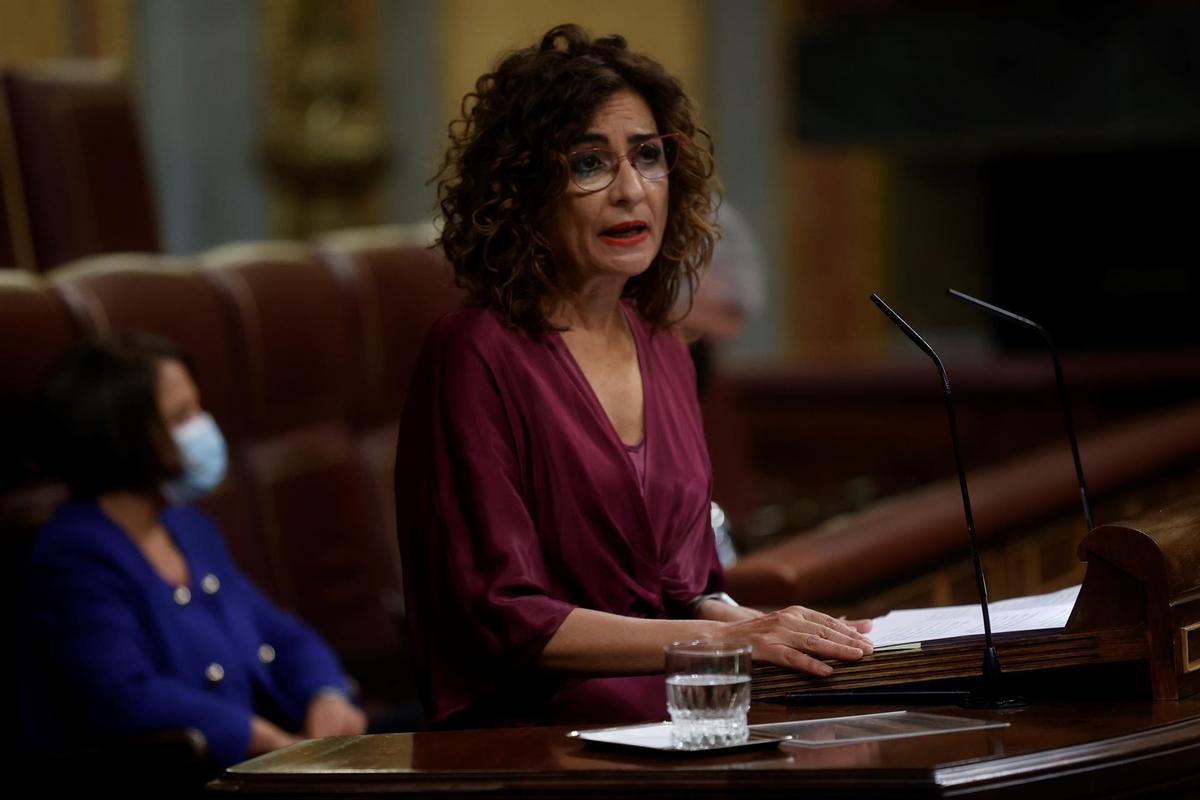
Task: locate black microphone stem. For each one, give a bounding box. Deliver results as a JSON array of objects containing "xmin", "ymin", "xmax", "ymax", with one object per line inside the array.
[
  {"xmin": 946, "ymin": 289, "xmax": 1094, "ymax": 531},
  {"xmin": 939, "ymin": 390, "xmax": 996, "ymax": 645},
  {"xmin": 869, "ymin": 293, "xmax": 995, "ymax": 649}
]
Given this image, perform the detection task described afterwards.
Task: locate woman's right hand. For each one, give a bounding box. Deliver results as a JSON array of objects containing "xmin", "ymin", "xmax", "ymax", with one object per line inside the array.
[
  {"xmin": 249, "ymin": 715, "xmax": 302, "ymax": 755},
  {"xmin": 719, "ymin": 606, "xmax": 874, "ymax": 677}
]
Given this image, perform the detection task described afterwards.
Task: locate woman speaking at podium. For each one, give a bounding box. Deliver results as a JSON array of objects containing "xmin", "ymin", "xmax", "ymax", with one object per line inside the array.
[{"xmin": 395, "ymin": 24, "xmax": 873, "ymax": 729}]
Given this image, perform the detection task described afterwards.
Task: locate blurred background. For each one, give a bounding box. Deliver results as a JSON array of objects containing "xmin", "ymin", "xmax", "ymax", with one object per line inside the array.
[
  {"xmin": 5, "ymin": 0, "xmax": 1200, "ymax": 361},
  {"xmin": 4, "ymin": 0, "xmax": 1200, "ymax": 736}
]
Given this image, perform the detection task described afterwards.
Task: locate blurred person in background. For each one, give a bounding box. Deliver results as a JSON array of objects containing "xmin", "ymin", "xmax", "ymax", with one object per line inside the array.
[
  {"xmin": 23, "ymin": 333, "xmax": 366, "ymax": 767},
  {"xmin": 679, "ymin": 197, "xmax": 765, "ymax": 398}
]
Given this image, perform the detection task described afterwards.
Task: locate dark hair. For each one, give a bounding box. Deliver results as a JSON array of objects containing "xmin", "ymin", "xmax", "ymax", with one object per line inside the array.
[
  {"xmin": 37, "ymin": 332, "xmax": 189, "ymax": 499},
  {"xmin": 435, "ymin": 23, "xmax": 719, "ymax": 335}
]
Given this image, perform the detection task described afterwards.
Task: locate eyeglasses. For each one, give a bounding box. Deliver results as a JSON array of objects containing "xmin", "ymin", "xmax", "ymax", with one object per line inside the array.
[{"xmin": 565, "ymin": 133, "xmax": 683, "ymax": 193}]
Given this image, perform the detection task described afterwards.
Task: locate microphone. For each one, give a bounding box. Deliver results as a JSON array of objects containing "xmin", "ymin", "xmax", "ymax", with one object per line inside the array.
[
  {"xmin": 870, "ymin": 293, "xmax": 1026, "ymax": 709},
  {"xmin": 946, "ymin": 288, "xmax": 1094, "ymax": 531}
]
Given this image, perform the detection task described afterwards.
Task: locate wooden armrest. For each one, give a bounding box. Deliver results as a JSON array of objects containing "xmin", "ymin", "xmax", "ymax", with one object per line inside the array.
[{"xmin": 727, "ymin": 402, "xmax": 1200, "ymax": 607}]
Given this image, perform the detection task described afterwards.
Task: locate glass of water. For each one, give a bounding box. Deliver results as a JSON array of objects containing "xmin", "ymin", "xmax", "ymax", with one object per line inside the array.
[{"xmin": 664, "ymin": 640, "xmax": 753, "ymax": 750}]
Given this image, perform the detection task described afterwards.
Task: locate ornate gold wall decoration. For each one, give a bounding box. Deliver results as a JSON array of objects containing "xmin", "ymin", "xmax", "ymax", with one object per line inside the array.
[{"xmin": 261, "ymin": 0, "xmax": 388, "ymax": 237}]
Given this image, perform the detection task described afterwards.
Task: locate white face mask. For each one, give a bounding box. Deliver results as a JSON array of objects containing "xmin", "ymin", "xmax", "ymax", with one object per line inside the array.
[{"xmin": 161, "ymin": 412, "xmax": 228, "ymax": 505}]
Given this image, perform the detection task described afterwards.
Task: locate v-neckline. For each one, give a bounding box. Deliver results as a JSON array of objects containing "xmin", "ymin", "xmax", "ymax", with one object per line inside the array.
[
  {"xmin": 553, "ymin": 303, "xmax": 650, "ymax": 453},
  {"xmin": 550, "ymin": 307, "xmax": 660, "ymax": 566},
  {"xmin": 96, "ymin": 504, "xmax": 194, "ymax": 592}
]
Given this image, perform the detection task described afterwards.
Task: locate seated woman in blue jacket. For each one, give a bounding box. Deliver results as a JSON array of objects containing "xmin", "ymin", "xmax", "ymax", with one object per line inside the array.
[{"xmin": 25, "ymin": 332, "xmax": 367, "ymax": 766}]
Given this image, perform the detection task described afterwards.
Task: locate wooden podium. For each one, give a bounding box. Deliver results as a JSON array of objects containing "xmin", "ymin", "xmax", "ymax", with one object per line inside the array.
[
  {"xmin": 754, "ymin": 494, "xmax": 1200, "ymax": 702},
  {"xmin": 209, "ymin": 495, "xmax": 1200, "ymax": 799}
]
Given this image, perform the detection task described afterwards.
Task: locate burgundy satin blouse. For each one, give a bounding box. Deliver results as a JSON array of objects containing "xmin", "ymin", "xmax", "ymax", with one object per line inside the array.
[{"xmin": 395, "ymin": 304, "xmax": 722, "ymax": 727}]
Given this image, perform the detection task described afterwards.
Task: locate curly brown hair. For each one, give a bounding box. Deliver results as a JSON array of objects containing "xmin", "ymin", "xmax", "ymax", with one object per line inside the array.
[{"xmin": 435, "ymin": 24, "xmax": 718, "ymax": 335}]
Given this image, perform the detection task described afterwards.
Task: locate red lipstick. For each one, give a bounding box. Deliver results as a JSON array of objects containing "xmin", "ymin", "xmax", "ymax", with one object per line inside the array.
[{"xmin": 598, "ymin": 220, "xmax": 650, "ymax": 246}]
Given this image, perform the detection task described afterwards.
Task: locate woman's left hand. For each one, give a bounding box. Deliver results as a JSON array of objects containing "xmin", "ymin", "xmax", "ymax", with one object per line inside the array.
[
  {"xmin": 717, "ymin": 606, "xmax": 874, "ymax": 677},
  {"xmin": 304, "ymin": 692, "xmax": 368, "ymax": 738}
]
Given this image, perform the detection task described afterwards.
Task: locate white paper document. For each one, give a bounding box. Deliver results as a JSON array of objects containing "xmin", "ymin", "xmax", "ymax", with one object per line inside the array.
[{"xmin": 866, "ymin": 584, "xmax": 1081, "ymax": 649}]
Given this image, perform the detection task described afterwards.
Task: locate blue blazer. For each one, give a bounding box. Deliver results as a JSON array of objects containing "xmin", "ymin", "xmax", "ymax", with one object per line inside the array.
[{"xmin": 24, "ymin": 502, "xmax": 352, "ymax": 766}]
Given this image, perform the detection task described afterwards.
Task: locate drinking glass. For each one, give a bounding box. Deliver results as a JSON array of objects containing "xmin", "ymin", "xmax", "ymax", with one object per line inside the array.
[{"xmin": 664, "ymin": 640, "xmax": 752, "ymax": 749}]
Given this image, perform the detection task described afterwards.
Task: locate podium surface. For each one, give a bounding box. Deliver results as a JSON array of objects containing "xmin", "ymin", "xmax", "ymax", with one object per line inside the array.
[
  {"xmin": 211, "ymin": 496, "xmax": 1200, "ymax": 798},
  {"xmin": 210, "ymin": 697, "xmax": 1200, "ymax": 798}
]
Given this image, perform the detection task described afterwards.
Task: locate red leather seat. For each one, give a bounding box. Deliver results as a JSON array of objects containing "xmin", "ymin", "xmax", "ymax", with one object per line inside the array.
[
  {"xmin": 200, "ymin": 243, "xmax": 402, "ymax": 678},
  {"xmin": 3, "ymin": 62, "xmax": 159, "ymax": 271},
  {"xmin": 0, "ymin": 271, "xmax": 78, "ymax": 537},
  {"xmin": 317, "ymin": 225, "xmax": 462, "ymax": 607},
  {"xmin": 318, "ymin": 225, "xmax": 460, "ymax": 426},
  {"xmin": 0, "ymin": 84, "xmax": 35, "ymax": 271}
]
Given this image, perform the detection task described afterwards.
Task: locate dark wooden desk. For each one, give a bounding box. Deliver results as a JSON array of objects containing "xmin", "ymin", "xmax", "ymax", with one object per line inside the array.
[{"xmin": 210, "ymin": 698, "xmax": 1200, "ymax": 798}]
